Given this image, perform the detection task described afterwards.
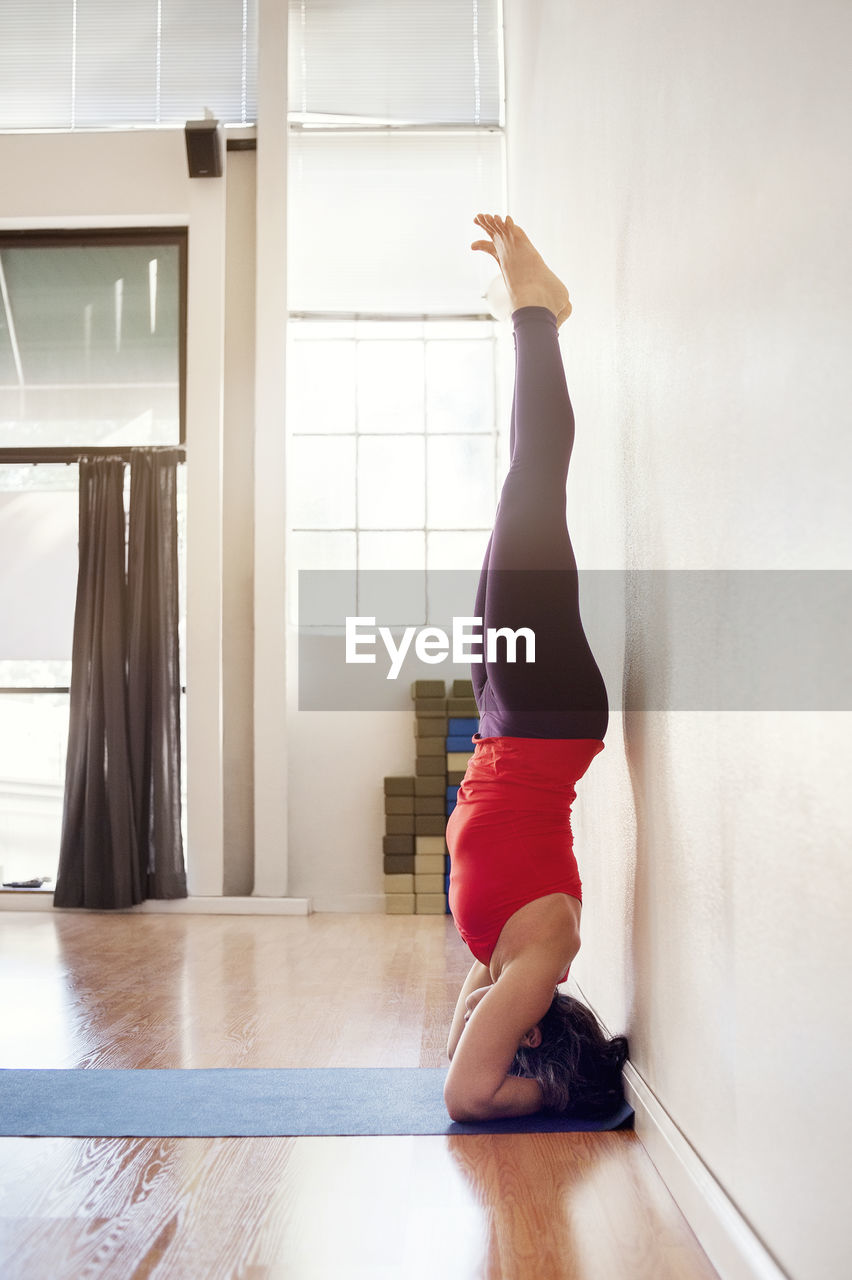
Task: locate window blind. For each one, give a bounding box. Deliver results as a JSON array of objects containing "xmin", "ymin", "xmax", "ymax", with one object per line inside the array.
[
  {"xmin": 0, "ymin": 0, "xmax": 257, "ymax": 129},
  {"xmin": 288, "ymin": 0, "xmax": 502, "ymax": 127}
]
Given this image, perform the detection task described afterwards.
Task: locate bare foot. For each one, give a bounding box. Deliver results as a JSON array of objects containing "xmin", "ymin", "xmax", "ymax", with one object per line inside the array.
[{"xmin": 471, "ymin": 214, "xmax": 572, "ymax": 327}]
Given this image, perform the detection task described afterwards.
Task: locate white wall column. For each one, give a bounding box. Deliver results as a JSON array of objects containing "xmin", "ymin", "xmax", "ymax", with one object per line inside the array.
[
  {"xmin": 184, "ymin": 167, "xmax": 227, "ymax": 895},
  {"xmin": 252, "ymin": 0, "xmax": 291, "ymax": 896}
]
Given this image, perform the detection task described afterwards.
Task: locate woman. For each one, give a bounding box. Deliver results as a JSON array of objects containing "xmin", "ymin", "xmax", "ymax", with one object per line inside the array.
[{"xmin": 444, "ymin": 214, "xmax": 629, "ymax": 1123}]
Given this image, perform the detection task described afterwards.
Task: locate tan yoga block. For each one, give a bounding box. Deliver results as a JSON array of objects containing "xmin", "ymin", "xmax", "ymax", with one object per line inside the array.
[
  {"xmin": 414, "ymin": 795, "xmax": 444, "ymax": 816},
  {"xmin": 414, "ymin": 854, "xmax": 445, "ymax": 874},
  {"xmin": 451, "ymin": 679, "xmax": 475, "ymax": 698},
  {"xmin": 416, "ymin": 736, "xmax": 445, "ymax": 757},
  {"xmin": 386, "ymin": 894, "xmax": 416, "ymax": 915},
  {"xmin": 415, "ymin": 715, "xmax": 448, "ymax": 738},
  {"xmin": 447, "ymin": 697, "xmax": 479, "ymax": 716},
  {"xmin": 415, "ymin": 815, "xmax": 446, "ymax": 836},
  {"xmin": 416, "ymin": 756, "xmax": 446, "ymax": 777},
  {"xmin": 384, "ymin": 854, "xmax": 415, "ymax": 875},
  {"xmin": 383, "ymin": 835, "xmax": 414, "ymax": 856},
  {"xmin": 447, "ymin": 770, "xmax": 466, "ymax": 785},
  {"xmin": 414, "ymin": 776, "xmax": 444, "ymax": 796},
  {"xmin": 384, "ymin": 795, "xmax": 415, "ymax": 816},
  {"xmin": 416, "ymin": 836, "xmax": 447, "ymax": 856},
  {"xmin": 385, "ymin": 814, "xmax": 415, "ymax": 836},
  {"xmin": 414, "ymin": 697, "xmax": 447, "ymax": 714},
  {"xmin": 411, "ymin": 679, "xmax": 446, "ymax": 699},
  {"xmin": 446, "ymin": 752, "xmax": 473, "ymax": 770},
  {"xmin": 384, "ymin": 874, "xmax": 414, "ymax": 894},
  {"xmin": 414, "ymin": 873, "xmax": 445, "ymax": 894},
  {"xmin": 383, "ymin": 776, "xmax": 415, "ymax": 796},
  {"xmin": 416, "ymin": 894, "xmax": 447, "ymax": 915}
]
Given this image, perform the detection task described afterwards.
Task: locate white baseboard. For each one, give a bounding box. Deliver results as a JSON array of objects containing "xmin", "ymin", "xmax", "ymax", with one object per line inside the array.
[
  {"xmin": 572, "ymin": 979, "xmax": 789, "ymax": 1280},
  {"xmin": 308, "ymin": 893, "xmax": 386, "ymax": 913},
  {"xmin": 0, "ymin": 892, "xmax": 312, "ymax": 916},
  {"xmin": 0, "ymin": 892, "xmax": 417, "ymax": 915},
  {"xmin": 622, "ymin": 1065, "xmax": 789, "ymax": 1280},
  {"xmin": 0, "ymin": 889, "xmax": 57, "ymax": 912}
]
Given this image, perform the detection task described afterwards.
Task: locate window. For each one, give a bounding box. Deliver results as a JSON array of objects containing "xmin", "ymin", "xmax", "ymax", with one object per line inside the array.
[
  {"xmin": 0, "ymin": 0, "xmax": 257, "ymax": 129},
  {"xmin": 287, "ymin": 318, "xmax": 500, "ymax": 607},
  {"xmin": 286, "ymin": 1, "xmax": 507, "ymax": 626},
  {"xmin": 0, "ymin": 231, "xmax": 187, "ymax": 888},
  {"xmin": 0, "ymin": 231, "xmax": 185, "ymax": 449}
]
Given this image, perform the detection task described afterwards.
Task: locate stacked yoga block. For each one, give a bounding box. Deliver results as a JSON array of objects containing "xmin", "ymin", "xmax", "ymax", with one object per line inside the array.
[{"xmin": 383, "ymin": 679, "xmax": 479, "ymax": 916}]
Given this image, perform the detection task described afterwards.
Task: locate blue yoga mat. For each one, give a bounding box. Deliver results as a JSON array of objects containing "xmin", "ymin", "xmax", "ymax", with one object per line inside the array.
[{"xmin": 0, "ymin": 1069, "xmax": 633, "ymax": 1137}]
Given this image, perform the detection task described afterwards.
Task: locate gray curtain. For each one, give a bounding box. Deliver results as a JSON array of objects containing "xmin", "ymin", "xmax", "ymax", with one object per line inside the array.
[
  {"xmin": 54, "ymin": 451, "xmax": 187, "ymax": 909},
  {"xmin": 128, "ymin": 449, "xmax": 186, "ymax": 899}
]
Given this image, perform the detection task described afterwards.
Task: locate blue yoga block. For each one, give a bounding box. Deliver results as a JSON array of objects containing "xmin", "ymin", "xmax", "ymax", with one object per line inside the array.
[
  {"xmin": 446, "ymin": 786, "xmax": 459, "ymax": 802},
  {"xmin": 446, "ymin": 735, "xmax": 474, "ymax": 752},
  {"xmin": 449, "ymin": 718, "xmax": 479, "ymax": 736}
]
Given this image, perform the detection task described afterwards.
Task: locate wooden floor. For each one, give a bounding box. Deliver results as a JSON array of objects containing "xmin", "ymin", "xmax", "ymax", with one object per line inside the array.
[{"xmin": 0, "ymin": 912, "xmax": 719, "ymax": 1280}]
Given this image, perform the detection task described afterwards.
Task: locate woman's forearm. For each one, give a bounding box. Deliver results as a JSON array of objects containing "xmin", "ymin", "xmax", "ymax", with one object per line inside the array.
[
  {"xmin": 447, "ymin": 961, "xmax": 493, "ymax": 1061},
  {"xmin": 483, "ymin": 1074, "xmax": 544, "ymax": 1118},
  {"xmin": 454, "ymin": 1074, "xmax": 544, "ymax": 1122}
]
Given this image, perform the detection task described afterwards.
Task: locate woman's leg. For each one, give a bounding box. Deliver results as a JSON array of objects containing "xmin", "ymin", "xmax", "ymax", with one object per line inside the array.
[
  {"xmin": 470, "ymin": 370, "xmax": 516, "ymax": 715},
  {"xmin": 477, "ymin": 305, "xmax": 608, "ymax": 740}
]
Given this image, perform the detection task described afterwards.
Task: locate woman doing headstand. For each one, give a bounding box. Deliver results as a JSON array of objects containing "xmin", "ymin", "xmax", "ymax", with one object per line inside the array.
[{"xmin": 444, "ymin": 214, "xmax": 628, "ymax": 1123}]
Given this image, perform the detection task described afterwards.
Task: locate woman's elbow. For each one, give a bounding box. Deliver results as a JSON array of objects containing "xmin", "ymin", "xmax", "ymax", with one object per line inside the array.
[{"xmin": 443, "ymin": 1083, "xmax": 490, "ymax": 1124}]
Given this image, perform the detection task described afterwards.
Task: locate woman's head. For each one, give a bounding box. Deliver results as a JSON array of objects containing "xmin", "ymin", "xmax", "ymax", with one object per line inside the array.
[{"xmin": 508, "ymin": 991, "xmax": 629, "ymax": 1117}]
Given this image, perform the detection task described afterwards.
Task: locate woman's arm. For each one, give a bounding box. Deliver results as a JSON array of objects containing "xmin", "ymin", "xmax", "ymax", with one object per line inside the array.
[
  {"xmin": 447, "ymin": 959, "xmax": 493, "ymax": 1061},
  {"xmin": 444, "ymin": 947, "xmax": 560, "ymax": 1122}
]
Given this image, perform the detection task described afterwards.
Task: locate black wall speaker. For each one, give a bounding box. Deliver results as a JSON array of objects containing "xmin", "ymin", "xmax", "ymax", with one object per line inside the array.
[{"xmin": 185, "ymin": 119, "xmax": 223, "ymax": 178}]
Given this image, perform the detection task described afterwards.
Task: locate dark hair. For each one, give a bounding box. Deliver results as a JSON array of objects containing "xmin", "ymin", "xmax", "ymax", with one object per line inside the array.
[{"xmin": 508, "ymin": 992, "xmax": 629, "ymax": 1117}]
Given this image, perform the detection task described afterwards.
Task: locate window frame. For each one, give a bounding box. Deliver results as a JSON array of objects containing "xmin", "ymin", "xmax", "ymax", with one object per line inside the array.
[{"xmin": 0, "ymin": 226, "xmax": 189, "ymax": 464}]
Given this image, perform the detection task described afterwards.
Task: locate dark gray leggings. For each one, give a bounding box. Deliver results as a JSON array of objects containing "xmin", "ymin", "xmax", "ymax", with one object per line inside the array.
[{"xmin": 472, "ymin": 306, "xmax": 609, "ymax": 740}]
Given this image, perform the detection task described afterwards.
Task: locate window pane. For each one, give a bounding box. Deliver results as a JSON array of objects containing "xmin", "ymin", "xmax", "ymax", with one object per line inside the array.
[
  {"xmin": 0, "ymin": 0, "xmax": 257, "ymax": 129},
  {"xmin": 0, "ymin": 465, "xmax": 77, "ymax": 675},
  {"xmin": 290, "ymin": 533, "xmax": 357, "ymax": 628},
  {"xmin": 160, "ymin": 0, "xmax": 257, "ymax": 126},
  {"xmin": 0, "ymin": 2, "xmax": 71, "ymax": 129},
  {"xmin": 357, "ymin": 342, "xmax": 424, "ymax": 434},
  {"xmin": 358, "ymin": 531, "xmax": 424, "ymax": 570},
  {"xmin": 358, "ymin": 567, "xmax": 427, "ymax": 628},
  {"xmin": 0, "ymin": 692, "xmax": 68, "ymax": 886},
  {"xmin": 427, "ymin": 435, "xmax": 495, "ymax": 529},
  {"xmin": 426, "ymin": 338, "xmax": 494, "ymax": 433},
  {"xmin": 289, "ymin": 530, "xmax": 357, "ymax": 572},
  {"xmin": 288, "ymin": 339, "xmax": 356, "ymax": 433},
  {"xmin": 357, "ymin": 436, "xmax": 424, "ymax": 529},
  {"xmin": 288, "ymin": 436, "xmax": 356, "ymax": 528},
  {"xmin": 0, "ymin": 241, "xmax": 182, "ymax": 448},
  {"xmin": 288, "ymin": 131, "xmax": 504, "ymax": 312},
  {"xmin": 427, "ymin": 529, "xmax": 490, "ymax": 571},
  {"xmin": 75, "ymin": 2, "xmax": 158, "ymax": 127},
  {"xmin": 288, "ymin": 0, "xmax": 501, "ymax": 126}
]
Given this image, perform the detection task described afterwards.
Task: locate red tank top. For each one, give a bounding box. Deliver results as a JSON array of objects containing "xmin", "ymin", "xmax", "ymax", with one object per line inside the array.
[{"xmin": 446, "ymin": 735, "xmax": 605, "ymax": 982}]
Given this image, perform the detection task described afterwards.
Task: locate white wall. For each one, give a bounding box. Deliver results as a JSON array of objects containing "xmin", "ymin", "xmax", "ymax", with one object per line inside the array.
[{"xmin": 504, "ymin": 3, "xmax": 852, "ymax": 1278}]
